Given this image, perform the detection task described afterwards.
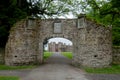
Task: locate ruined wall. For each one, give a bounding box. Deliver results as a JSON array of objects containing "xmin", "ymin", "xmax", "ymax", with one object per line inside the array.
[
  {"xmin": 112, "ymin": 47, "xmax": 120, "ymax": 64},
  {"xmin": 0, "ymin": 48, "xmax": 5, "ymax": 64},
  {"xmin": 5, "ymin": 19, "xmax": 39, "ymax": 65},
  {"xmin": 5, "ymin": 17, "xmax": 112, "ymax": 67},
  {"xmin": 72, "ymin": 18, "xmax": 112, "ymax": 68}
]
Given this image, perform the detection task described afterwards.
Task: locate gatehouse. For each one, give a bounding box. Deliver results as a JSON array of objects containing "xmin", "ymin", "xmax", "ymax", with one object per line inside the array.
[{"xmin": 5, "ymin": 15, "xmax": 112, "ymax": 68}]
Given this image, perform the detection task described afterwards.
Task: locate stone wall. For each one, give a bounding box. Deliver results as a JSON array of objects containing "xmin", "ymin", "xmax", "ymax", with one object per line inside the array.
[
  {"xmin": 5, "ymin": 16, "xmax": 112, "ymax": 68},
  {"xmin": 0, "ymin": 48, "xmax": 5, "ymax": 64},
  {"xmin": 72, "ymin": 18, "xmax": 112, "ymax": 68},
  {"xmin": 5, "ymin": 19, "xmax": 39, "ymax": 65},
  {"xmin": 112, "ymin": 47, "xmax": 120, "ymax": 64}
]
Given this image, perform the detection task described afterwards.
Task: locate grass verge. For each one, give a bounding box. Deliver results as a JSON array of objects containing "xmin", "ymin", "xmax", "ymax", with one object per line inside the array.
[
  {"xmin": 0, "ymin": 52, "xmax": 53, "ymax": 70},
  {"xmin": 61, "ymin": 52, "xmax": 73, "ymax": 59},
  {"xmin": 0, "ymin": 65, "xmax": 36, "ymax": 70},
  {"xmin": 0, "ymin": 76, "xmax": 19, "ymax": 80},
  {"xmin": 84, "ymin": 64, "xmax": 120, "ymax": 74},
  {"xmin": 44, "ymin": 52, "xmax": 53, "ymax": 60}
]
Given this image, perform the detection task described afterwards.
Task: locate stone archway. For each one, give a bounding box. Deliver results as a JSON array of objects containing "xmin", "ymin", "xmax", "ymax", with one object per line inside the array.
[{"xmin": 5, "ymin": 16, "xmax": 112, "ymax": 68}]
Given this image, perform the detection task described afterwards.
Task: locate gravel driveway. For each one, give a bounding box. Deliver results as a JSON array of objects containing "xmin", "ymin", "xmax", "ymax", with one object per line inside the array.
[{"xmin": 0, "ymin": 52, "xmax": 120, "ymax": 80}]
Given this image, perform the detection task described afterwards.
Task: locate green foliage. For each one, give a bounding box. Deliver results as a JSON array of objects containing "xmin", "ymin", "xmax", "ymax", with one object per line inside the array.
[
  {"xmin": 0, "ymin": 0, "xmax": 79, "ymax": 47},
  {"xmin": 113, "ymin": 46, "xmax": 120, "ymax": 49},
  {"xmin": 44, "ymin": 52, "xmax": 53, "ymax": 60},
  {"xmin": 0, "ymin": 65, "xmax": 36, "ymax": 70},
  {"xmin": 84, "ymin": 64, "xmax": 120, "ymax": 74},
  {"xmin": 112, "ymin": 25, "xmax": 120, "ymax": 46},
  {"xmin": 0, "ymin": 76, "xmax": 19, "ymax": 80},
  {"xmin": 0, "ymin": 0, "xmax": 28, "ymax": 47},
  {"xmin": 61, "ymin": 52, "xmax": 73, "ymax": 59},
  {"xmin": 0, "ymin": 0, "xmax": 120, "ymax": 47},
  {"xmin": 84, "ymin": 0, "xmax": 120, "ymax": 46},
  {"xmin": 26, "ymin": 0, "xmax": 75, "ymax": 18}
]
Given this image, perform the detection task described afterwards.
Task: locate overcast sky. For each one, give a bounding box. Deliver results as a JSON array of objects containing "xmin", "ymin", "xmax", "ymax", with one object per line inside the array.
[
  {"xmin": 48, "ymin": 38, "xmax": 72, "ymax": 45},
  {"xmin": 59, "ymin": 12, "xmax": 76, "ymax": 19}
]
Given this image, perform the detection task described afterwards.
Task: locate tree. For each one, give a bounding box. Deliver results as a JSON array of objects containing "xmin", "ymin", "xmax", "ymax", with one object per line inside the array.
[
  {"xmin": 81, "ymin": 0, "xmax": 120, "ymax": 46},
  {"xmin": 0, "ymin": 0, "xmax": 78, "ymax": 47},
  {"xmin": 0, "ymin": 0, "xmax": 120, "ymax": 47},
  {"xmin": 0, "ymin": 0, "xmax": 28, "ymax": 47}
]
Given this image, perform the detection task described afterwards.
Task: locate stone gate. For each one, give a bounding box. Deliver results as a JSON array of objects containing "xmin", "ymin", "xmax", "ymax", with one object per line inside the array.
[{"xmin": 5, "ymin": 15, "xmax": 112, "ymax": 68}]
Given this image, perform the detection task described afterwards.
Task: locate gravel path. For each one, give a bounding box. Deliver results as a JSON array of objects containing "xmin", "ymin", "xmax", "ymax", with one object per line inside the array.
[
  {"xmin": 85, "ymin": 74, "xmax": 120, "ymax": 80},
  {"xmin": 0, "ymin": 52, "xmax": 120, "ymax": 80},
  {"xmin": 21, "ymin": 52, "xmax": 88, "ymax": 80}
]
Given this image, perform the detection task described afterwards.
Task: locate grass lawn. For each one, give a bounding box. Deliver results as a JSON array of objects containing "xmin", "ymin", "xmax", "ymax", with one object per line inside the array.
[
  {"xmin": 84, "ymin": 64, "xmax": 120, "ymax": 74},
  {"xmin": 61, "ymin": 52, "xmax": 73, "ymax": 59},
  {"xmin": 0, "ymin": 76, "xmax": 19, "ymax": 80},
  {"xmin": 44, "ymin": 52, "xmax": 53, "ymax": 60},
  {"xmin": 0, "ymin": 65, "xmax": 36, "ymax": 70}
]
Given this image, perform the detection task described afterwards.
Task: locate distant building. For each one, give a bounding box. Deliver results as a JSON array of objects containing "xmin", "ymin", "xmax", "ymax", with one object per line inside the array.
[{"xmin": 48, "ymin": 42, "xmax": 72, "ymax": 52}]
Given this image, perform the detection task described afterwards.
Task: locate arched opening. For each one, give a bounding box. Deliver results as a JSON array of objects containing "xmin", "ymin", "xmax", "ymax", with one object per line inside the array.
[{"xmin": 43, "ymin": 37, "xmax": 73, "ymax": 64}]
